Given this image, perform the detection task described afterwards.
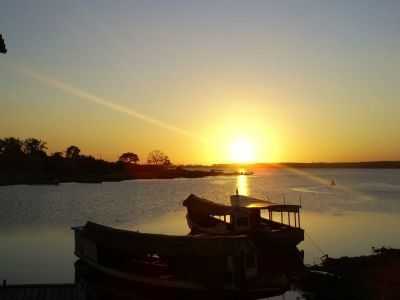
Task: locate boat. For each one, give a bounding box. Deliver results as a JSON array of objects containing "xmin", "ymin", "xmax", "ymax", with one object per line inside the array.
[
  {"xmin": 0, "ymin": 34, "xmax": 6, "ymax": 54},
  {"xmin": 183, "ymin": 194, "xmax": 304, "ymax": 247},
  {"xmin": 73, "ymin": 221, "xmax": 292, "ymax": 299}
]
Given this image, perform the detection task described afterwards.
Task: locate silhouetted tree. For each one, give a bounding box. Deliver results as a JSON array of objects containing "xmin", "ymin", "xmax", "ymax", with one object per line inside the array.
[
  {"xmin": 65, "ymin": 145, "xmax": 80, "ymax": 159},
  {"xmin": 0, "ymin": 137, "xmax": 25, "ymax": 170},
  {"xmin": 118, "ymin": 152, "xmax": 139, "ymax": 164},
  {"xmin": 163, "ymin": 158, "xmax": 171, "ymax": 166},
  {"xmin": 0, "ymin": 139, "xmax": 5, "ymax": 155},
  {"xmin": 0, "ymin": 34, "xmax": 6, "ymax": 54},
  {"xmin": 23, "ymin": 138, "xmax": 47, "ymax": 157},
  {"xmin": 0, "ymin": 137, "xmax": 23, "ymax": 157},
  {"xmin": 147, "ymin": 150, "xmax": 170, "ymax": 165}
]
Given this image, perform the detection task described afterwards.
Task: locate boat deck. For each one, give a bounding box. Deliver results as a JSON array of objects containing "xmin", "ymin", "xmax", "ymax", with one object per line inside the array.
[{"xmin": 0, "ymin": 283, "xmax": 85, "ymax": 300}]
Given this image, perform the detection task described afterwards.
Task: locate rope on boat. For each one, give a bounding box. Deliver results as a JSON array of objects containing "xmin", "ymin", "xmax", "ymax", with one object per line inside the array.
[{"xmin": 305, "ymin": 231, "xmax": 327, "ymax": 260}]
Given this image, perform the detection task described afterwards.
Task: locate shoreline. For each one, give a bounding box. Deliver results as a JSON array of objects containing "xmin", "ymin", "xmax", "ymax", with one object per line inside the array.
[{"xmin": 0, "ymin": 168, "xmax": 253, "ymax": 187}]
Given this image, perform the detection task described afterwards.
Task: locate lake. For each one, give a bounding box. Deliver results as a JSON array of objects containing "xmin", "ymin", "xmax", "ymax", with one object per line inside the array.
[{"xmin": 1, "ymin": 168, "xmax": 400, "ymax": 292}]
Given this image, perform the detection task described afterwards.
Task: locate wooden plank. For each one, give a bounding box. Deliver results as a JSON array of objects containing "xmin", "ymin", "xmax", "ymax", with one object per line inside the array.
[{"xmin": 0, "ymin": 284, "xmax": 82, "ymax": 300}]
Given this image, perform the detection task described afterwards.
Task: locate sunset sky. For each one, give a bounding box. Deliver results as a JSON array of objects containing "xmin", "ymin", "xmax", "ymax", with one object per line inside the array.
[{"xmin": 1, "ymin": 1, "xmax": 399, "ymax": 164}]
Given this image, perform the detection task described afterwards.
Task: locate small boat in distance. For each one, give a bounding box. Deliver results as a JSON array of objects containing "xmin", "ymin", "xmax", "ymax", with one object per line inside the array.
[
  {"xmin": 183, "ymin": 194, "xmax": 304, "ymax": 247},
  {"xmin": 0, "ymin": 34, "xmax": 6, "ymax": 54}
]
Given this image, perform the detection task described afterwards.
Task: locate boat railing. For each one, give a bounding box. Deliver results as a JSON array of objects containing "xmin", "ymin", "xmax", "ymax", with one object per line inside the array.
[{"xmin": 264, "ymin": 204, "xmax": 302, "ymax": 229}]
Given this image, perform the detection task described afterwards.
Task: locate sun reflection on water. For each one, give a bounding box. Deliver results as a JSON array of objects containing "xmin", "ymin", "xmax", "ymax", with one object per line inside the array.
[{"xmin": 236, "ymin": 174, "xmax": 249, "ymax": 196}]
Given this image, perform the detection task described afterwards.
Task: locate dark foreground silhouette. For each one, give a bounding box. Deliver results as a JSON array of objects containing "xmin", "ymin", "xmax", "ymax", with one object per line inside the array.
[
  {"xmin": 72, "ymin": 221, "xmax": 304, "ymax": 300},
  {"xmin": 300, "ymin": 247, "xmax": 400, "ymax": 300}
]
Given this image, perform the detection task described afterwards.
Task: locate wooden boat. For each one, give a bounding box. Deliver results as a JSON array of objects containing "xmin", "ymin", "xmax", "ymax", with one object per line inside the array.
[
  {"xmin": 73, "ymin": 221, "xmax": 291, "ymax": 299},
  {"xmin": 183, "ymin": 194, "xmax": 304, "ymax": 247}
]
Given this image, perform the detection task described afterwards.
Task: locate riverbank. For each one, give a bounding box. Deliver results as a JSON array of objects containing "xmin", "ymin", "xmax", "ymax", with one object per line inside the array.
[{"xmin": 300, "ymin": 247, "xmax": 400, "ymax": 299}]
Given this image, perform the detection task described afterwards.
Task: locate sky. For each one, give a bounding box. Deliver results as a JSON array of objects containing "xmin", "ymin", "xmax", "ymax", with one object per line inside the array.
[{"xmin": 0, "ymin": 1, "xmax": 399, "ymax": 164}]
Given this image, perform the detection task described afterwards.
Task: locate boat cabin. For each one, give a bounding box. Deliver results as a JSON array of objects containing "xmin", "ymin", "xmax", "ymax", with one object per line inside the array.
[
  {"xmin": 183, "ymin": 194, "xmax": 304, "ymax": 246},
  {"xmin": 184, "ymin": 194, "xmax": 302, "ymax": 231}
]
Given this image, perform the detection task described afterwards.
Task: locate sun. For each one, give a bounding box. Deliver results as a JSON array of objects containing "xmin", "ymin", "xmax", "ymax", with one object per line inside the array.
[{"xmin": 229, "ymin": 138, "xmax": 255, "ymax": 163}]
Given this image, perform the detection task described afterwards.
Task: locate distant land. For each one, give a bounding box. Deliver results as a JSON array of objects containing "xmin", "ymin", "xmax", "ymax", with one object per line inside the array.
[{"xmin": 212, "ymin": 161, "xmax": 400, "ymax": 169}]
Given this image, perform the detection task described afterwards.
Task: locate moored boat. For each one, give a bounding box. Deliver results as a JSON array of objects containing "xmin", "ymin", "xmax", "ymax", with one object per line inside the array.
[
  {"xmin": 73, "ymin": 221, "xmax": 291, "ymax": 299},
  {"xmin": 183, "ymin": 194, "xmax": 304, "ymax": 247}
]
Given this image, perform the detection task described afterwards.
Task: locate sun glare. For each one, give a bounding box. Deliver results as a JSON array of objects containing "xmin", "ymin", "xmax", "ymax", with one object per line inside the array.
[{"xmin": 229, "ymin": 138, "xmax": 255, "ymax": 163}]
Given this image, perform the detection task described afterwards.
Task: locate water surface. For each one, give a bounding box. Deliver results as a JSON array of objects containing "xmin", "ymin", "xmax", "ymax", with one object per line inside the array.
[{"xmin": 1, "ymin": 168, "xmax": 400, "ymax": 289}]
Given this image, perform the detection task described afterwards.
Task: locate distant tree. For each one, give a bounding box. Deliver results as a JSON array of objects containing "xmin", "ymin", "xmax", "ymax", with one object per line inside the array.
[
  {"xmin": 147, "ymin": 150, "xmax": 171, "ymax": 165},
  {"xmin": 163, "ymin": 157, "xmax": 171, "ymax": 166},
  {"xmin": 0, "ymin": 139, "xmax": 5, "ymax": 155},
  {"xmin": 65, "ymin": 145, "xmax": 81, "ymax": 159},
  {"xmin": 23, "ymin": 138, "xmax": 47, "ymax": 156},
  {"xmin": 118, "ymin": 152, "xmax": 139, "ymax": 164}
]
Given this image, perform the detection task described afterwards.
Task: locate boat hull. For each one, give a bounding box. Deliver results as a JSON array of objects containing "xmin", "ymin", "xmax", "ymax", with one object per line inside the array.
[
  {"xmin": 73, "ymin": 222, "xmax": 292, "ymax": 299},
  {"xmin": 75, "ymin": 259, "xmax": 289, "ymax": 300}
]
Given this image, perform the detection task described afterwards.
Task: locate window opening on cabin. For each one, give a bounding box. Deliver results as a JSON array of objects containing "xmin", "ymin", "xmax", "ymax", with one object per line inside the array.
[{"xmin": 211, "ymin": 214, "xmax": 231, "ymax": 223}]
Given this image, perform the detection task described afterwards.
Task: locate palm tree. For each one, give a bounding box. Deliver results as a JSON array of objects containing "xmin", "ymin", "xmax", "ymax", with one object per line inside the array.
[
  {"xmin": 23, "ymin": 138, "xmax": 47, "ymax": 156},
  {"xmin": 0, "ymin": 137, "xmax": 23, "ymax": 157}
]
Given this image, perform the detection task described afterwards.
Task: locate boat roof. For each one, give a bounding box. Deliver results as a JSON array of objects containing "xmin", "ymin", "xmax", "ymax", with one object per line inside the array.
[
  {"xmin": 230, "ymin": 194, "xmax": 275, "ymax": 208},
  {"xmin": 183, "ymin": 194, "xmax": 248, "ymax": 215},
  {"xmin": 266, "ymin": 204, "xmax": 301, "ymax": 212},
  {"xmin": 231, "ymin": 195, "xmax": 301, "ymax": 212},
  {"xmin": 79, "ymin": 221, "xmax": 254, "ymax": 257}
]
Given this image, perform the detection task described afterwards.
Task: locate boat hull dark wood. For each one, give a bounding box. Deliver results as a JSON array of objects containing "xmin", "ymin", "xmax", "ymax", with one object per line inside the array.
[
  {"xmin": 73, "ymin": 222, "xmax": 292, "ymax": 299},
  {"xmin": 75, "ymin": 259, "xmax": 288, "ymax": 300}
]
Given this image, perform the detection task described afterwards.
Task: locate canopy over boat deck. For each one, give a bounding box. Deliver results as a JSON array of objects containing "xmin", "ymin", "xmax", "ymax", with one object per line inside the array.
[
  {"xmin": 184, "ymin": 194, "xmax": 302, "ymax": 229},
  {"xmin": 230, "ymin": 194, "xmax": 302, "ymax": 228}
]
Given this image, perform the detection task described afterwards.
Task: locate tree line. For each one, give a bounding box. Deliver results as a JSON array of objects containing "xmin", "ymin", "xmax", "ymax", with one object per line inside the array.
[
  {"xmin": 0, "ymin": 137, "xmax": 171, "ymax": 166},
  {"xmin": 119, "ymin": 150, "xmax": 171, "ymax": 166},
  {"xmin": 0, "ymin": 137, "xmax": 173, "ymax": 184}
]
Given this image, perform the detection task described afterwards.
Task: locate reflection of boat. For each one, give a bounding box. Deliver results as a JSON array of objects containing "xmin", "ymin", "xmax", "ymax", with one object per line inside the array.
[
  {"xmin": 183, "ymin": 194, "xmax": 304, "ymax": 247},
  {"xmin": 73, "ymin": 222, "xmax": 291, "ymax": 298}
]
